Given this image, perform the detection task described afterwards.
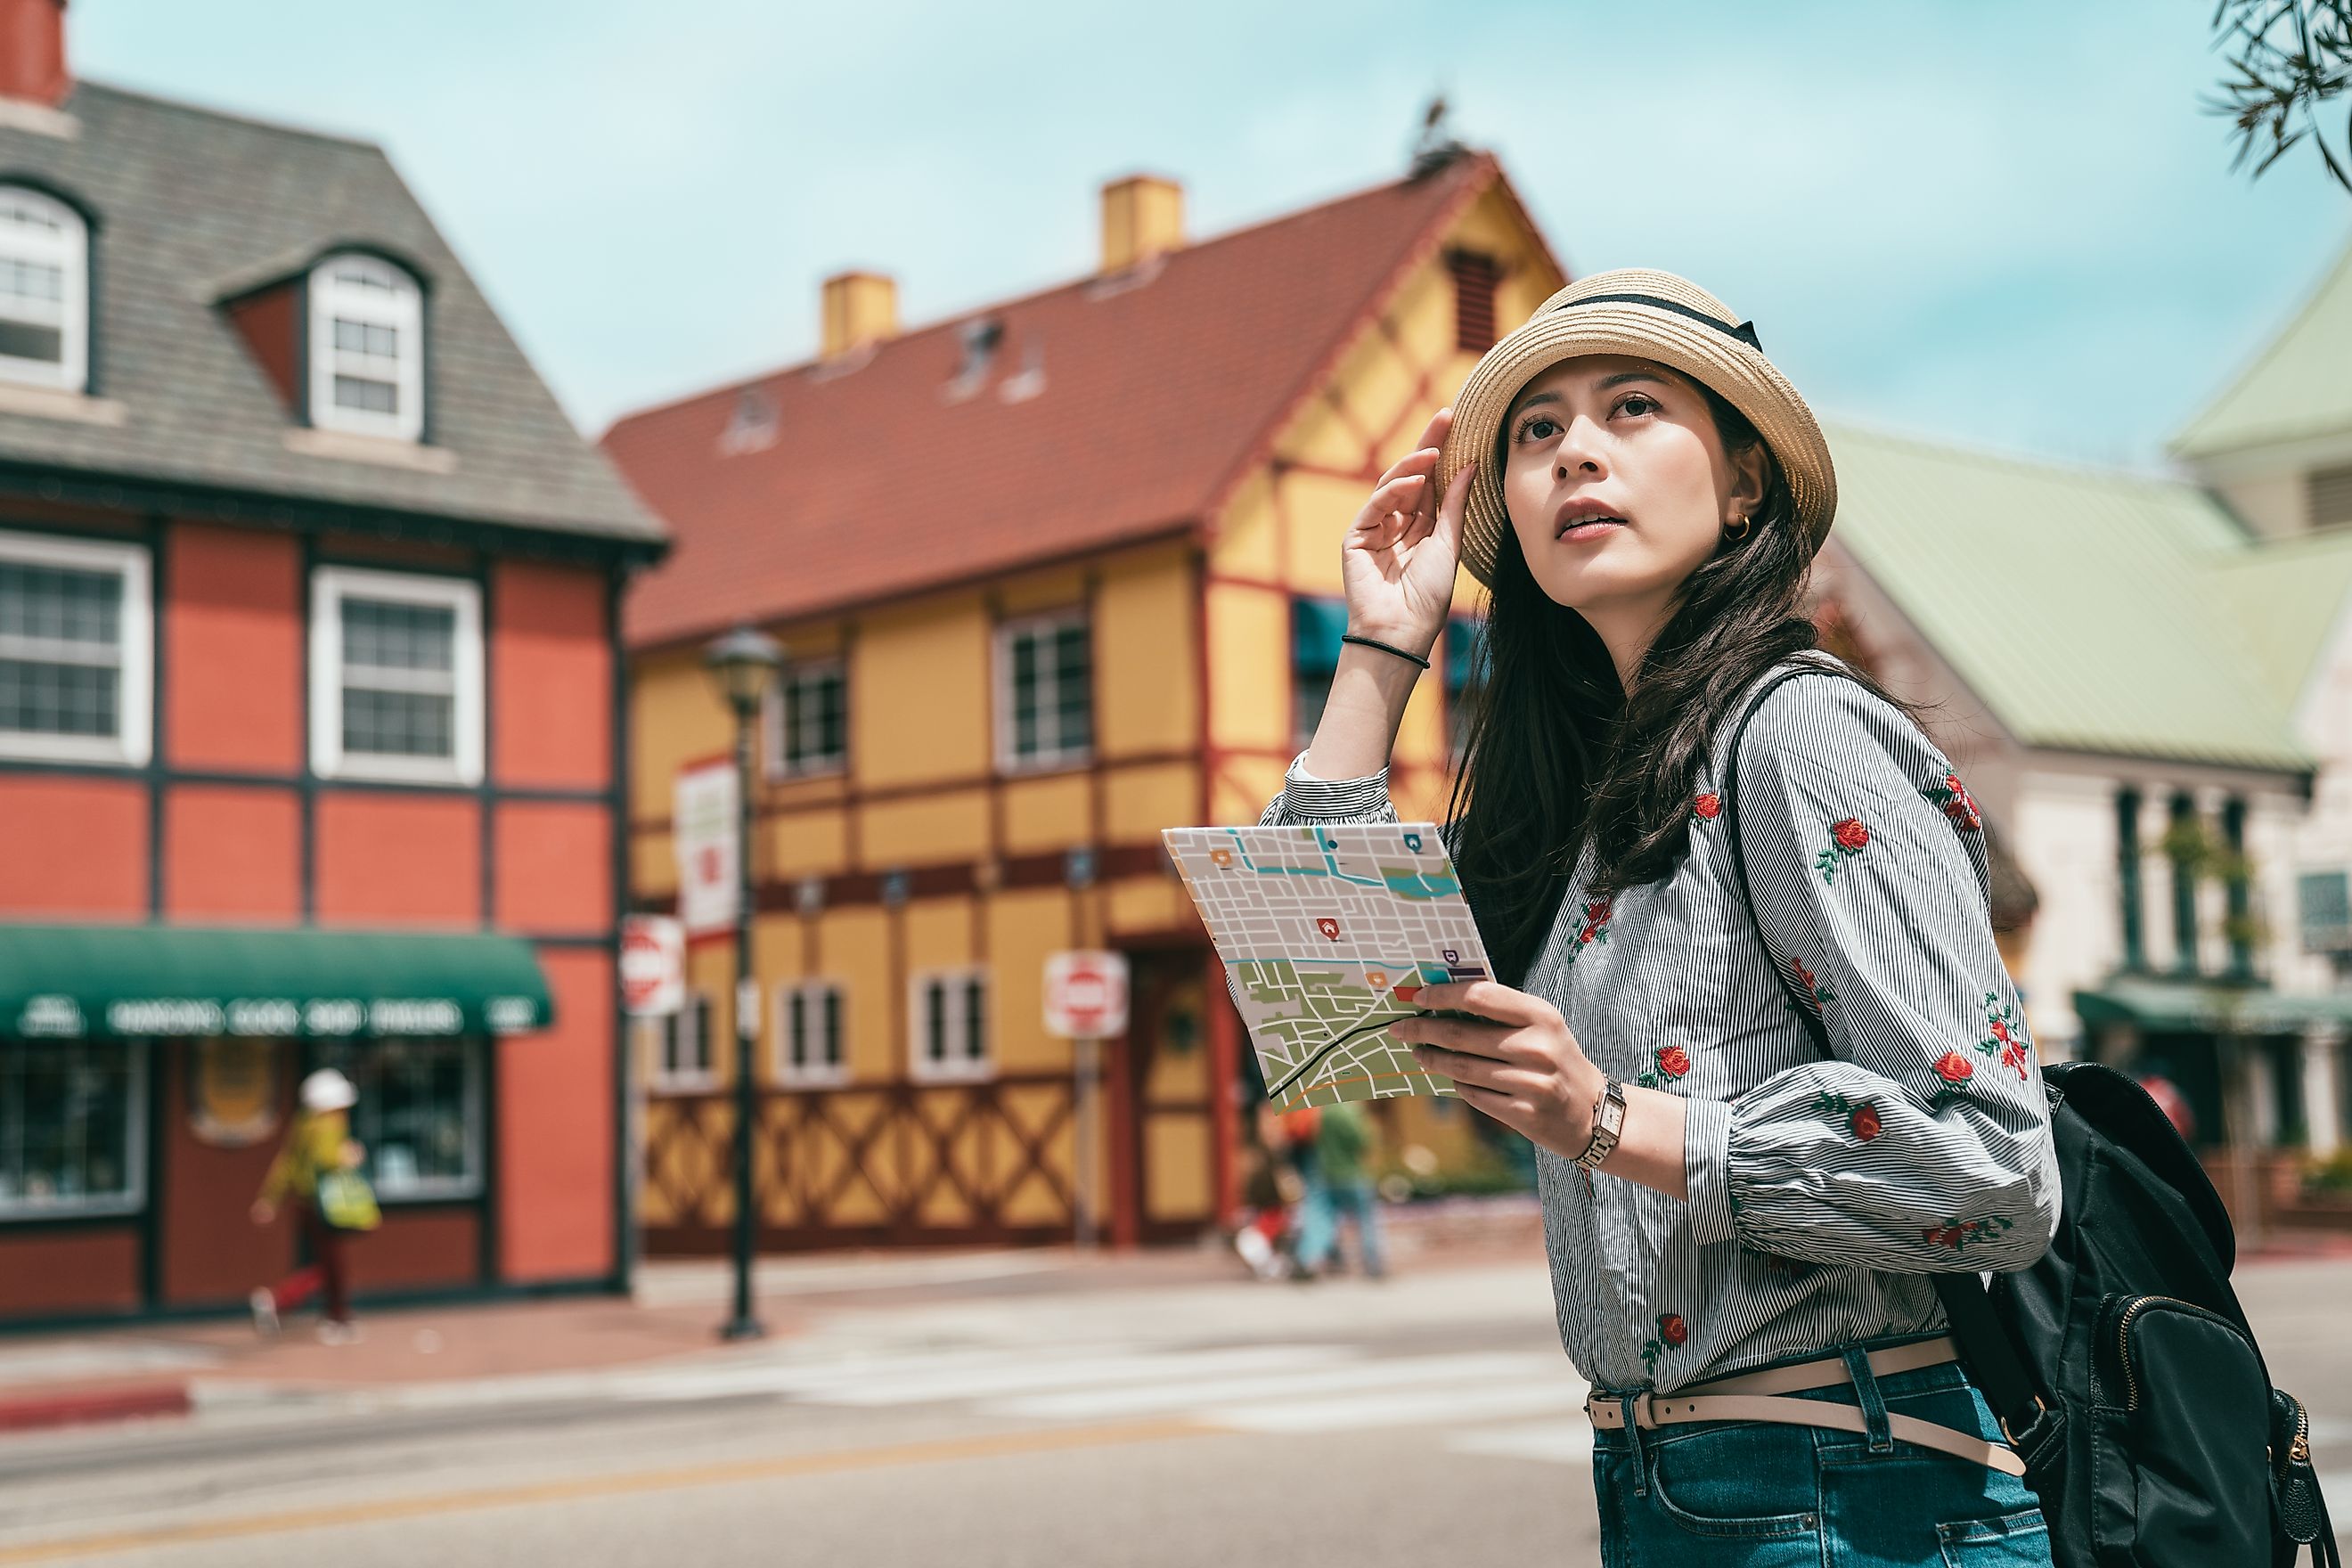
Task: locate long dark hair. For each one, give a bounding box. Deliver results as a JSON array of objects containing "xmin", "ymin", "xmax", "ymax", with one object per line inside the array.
[{"xmin": 1443, "ymin": 382, "xmax": 1928, "ymax": 987}]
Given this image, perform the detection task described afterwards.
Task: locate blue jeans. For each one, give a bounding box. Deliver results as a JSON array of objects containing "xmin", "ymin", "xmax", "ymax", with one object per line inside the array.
[
  {"xmin": 1296, "ymin": 1176, "xmax": 1384, "ymax": 1277},
  {"xmin": 1591, "ymin": 1339, "xmax": 2053, "ymax": 1566}
]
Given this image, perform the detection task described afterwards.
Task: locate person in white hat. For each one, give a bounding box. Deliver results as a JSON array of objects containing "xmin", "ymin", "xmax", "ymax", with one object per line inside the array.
[
  {"xmin": 249, "ymin": 1066, "xmax": 370, "ymax": 1343},
  {"xmin": 1254, "ymin": 270, "xmax": 2059, "ymax": 1564}
]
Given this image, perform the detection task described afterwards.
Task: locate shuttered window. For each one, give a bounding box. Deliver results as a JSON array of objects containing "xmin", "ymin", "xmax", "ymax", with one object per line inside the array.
[{"xmin": 1448, "ymin": 250, "xmax": 1501, "ymax": 353}]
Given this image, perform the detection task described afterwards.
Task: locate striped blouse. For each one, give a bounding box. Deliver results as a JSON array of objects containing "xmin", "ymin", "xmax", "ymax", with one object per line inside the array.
[{"xmin": 1256, "ymin": 650, "xmax": 2062, "ymax": 1394}]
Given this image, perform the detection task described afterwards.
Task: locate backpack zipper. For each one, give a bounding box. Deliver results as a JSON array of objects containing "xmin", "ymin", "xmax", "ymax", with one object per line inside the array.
[
  {"xmin": 2291, "ymin": 1400, "xmax": 2312, "ymax": 1464},
  {"xmin": 2112, "ymin": 1294, "xmax": 2252, "ymax": 1411}
]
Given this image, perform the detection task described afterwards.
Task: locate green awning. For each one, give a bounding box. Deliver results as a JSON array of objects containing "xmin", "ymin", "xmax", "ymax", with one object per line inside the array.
[
  {"xmin": 0, "ymin": 924, "xmax": 555, "ymax": 1041},
  {"xmin": 2072, "ymin": 974, "xmax": 2352, "ymax": 1034}
]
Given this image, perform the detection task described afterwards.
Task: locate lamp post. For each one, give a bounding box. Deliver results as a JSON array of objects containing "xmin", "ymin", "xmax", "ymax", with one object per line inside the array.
[{"xmin": 705, "ymin": 624, "xmax": 784, "ymax": 1342}]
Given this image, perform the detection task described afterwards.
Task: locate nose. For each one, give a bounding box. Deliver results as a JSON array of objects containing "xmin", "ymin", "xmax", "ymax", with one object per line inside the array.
[{"xmin": 1555, "ymin": 413, "xmax": 1606, "ymax": 482}]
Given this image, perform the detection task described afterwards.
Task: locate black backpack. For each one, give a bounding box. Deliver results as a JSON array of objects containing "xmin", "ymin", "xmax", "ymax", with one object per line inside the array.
[{"xmin": 1722, "ymin": 664, "xmax": 2340, "ymax": 1568}]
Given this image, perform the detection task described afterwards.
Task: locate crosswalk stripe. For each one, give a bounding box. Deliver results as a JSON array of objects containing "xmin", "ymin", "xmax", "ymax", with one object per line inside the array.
[
  {"xmin": 816, "ymin": 1344, "xmax": 1354, "ymax": 1408},
  {"xmin": 1444, "ymin": 1418, "xmax": 1595, "ymax": 1465},
  {"xmin": 1203, "ymin": 1377, "xmax": 1582, "ymax": 1433},
  {"xmin": 992, "ymin": 1352, "xmax": 1562, "ymax": 1422}
]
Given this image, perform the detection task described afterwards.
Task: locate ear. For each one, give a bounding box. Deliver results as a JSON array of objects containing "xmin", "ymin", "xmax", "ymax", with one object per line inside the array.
[{"xmin": 1727, "ymin": 442, "xmax": 1770, "ymax": 522}]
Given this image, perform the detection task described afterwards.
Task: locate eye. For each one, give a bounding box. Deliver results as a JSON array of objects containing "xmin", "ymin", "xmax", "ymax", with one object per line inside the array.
[
  {"xmin": 1513, "ymin": 413, "xmax": 1562, "ymax": 444},
  {"xmin": 1615, "ymin": 393, "xmax": 1661, "ymax": 418}
]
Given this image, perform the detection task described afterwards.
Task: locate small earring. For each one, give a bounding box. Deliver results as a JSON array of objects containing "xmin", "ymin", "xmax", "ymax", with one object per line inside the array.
[{"xmin": 1725, "ymin": 513, "xmax": 1752, "ymax": 541}]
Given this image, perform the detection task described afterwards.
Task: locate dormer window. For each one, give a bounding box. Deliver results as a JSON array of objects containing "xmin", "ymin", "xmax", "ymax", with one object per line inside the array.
[
  {"xmin": 308, "ymin": 253, "xmax": 422, "ymax": 441},
  {"xmin": 0, "ymin": 186, "xmax": 87, "ymax": 393}
]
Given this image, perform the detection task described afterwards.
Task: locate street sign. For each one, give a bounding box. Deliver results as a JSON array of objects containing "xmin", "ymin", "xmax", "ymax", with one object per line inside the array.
[
  {"xmin": 620, "ymin": 915, "xmax": 685, "ymax": 1017},
  {"xmin": 674, "ymin": 759, "xmax": 739, "ymax": 936},
  {"xmin": 1044, "ymin": 950, "xmax": 1129, "ymax": 1040}
]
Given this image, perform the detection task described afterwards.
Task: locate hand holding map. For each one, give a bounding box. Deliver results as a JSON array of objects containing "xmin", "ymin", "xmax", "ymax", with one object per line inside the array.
[{"xmin": 1163, "ymin": 822, "xmax": 1491, "ymax": 1111}]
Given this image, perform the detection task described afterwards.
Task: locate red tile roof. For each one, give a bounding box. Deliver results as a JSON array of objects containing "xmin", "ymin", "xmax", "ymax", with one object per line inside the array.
[{"xmin": 607, "ymin": 152, "xmax": 1507, "ymax": 649}]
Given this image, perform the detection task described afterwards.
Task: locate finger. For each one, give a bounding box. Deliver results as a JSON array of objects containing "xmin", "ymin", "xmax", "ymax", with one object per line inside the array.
[
  {"xmin": 1409, "ymin": 405, "xmax": 1453, "ymax": 455},
  {"xmin": 1453, "ymin": 1080, "xmax": 1537, "ymax": 1130},
  {"xmin": 1414, "ymin": 978, "xmax": 1556, "ymax": 1029},
  {"xmin": 1390, "ymin": 1014, "xmax": 1513, "ymax": 1057},
  {"xmin": 1432, "ymin": 461, "xmax": 1476, "ymax": 554},
  {"xmin": 1350, "ymin": 472, "xmax": 1435, "ymax": 534},
  {"xmin": 1372, "ymin": 445, "xmax": 1441, "ymax": 490},
  {"xmin": 1410, "ymin": 1044, "xmax": 1549, "ymax": 1098}
]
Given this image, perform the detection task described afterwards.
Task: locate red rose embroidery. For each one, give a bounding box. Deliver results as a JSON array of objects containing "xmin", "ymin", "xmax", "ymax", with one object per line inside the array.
[
  {"xmin": 1923, "ymin": 772, "xmax": 1983, "ymax": 831},
  {"xmin": 1654, "ymin": 1044, "xmax": 1691, "ymax": 1079},
  {"xmin": 1658, "ymin": 1312, "xmax": 1687, "ymax": 1346},
  {"xmin": 1934, "ymin": 1050, "xmax": 1974, "ymax": 1083},
  {"xmin": 1816, "ymin": 817, "xmax": 1872, "ymax": 883},
  {"xmin": 1851, "ymin": 1102, "xmax": 1882, "ymax": 1140},
  {"xmin": 1976, "ymin": 992, "xmax": 2031, "ymax": 1081},
  {"xmin": 1790, "ymin": 957, "xmax": 1835, "ymax": 1013},
  {"xmin": 1921, "ymin": 1214, "xmax": 2016, "ymax": 1255},
  {"xmin": 1566, "ymin": 897, "xmax": 1615, "ymax": 964},
  {"xmin": 1693, "ymin": 791, "xmax": 1722, "ymax": 821}
]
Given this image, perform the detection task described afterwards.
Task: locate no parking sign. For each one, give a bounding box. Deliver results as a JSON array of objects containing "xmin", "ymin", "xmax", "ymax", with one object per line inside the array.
[{"xmin": 1043, "ymin": 951, "xmax": 1129, "ymax": 1039}]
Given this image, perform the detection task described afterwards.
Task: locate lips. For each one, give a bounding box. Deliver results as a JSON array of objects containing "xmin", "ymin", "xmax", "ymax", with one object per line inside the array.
[{"xmin": 1555, "ymin": 500, "xmax": 1629, "ymax": 538}]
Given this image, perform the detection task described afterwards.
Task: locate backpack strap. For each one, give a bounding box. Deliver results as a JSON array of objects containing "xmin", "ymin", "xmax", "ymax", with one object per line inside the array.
[{"xmin": 1719, "ymin": 660, "xmax": 2061, "ymax": 1467}]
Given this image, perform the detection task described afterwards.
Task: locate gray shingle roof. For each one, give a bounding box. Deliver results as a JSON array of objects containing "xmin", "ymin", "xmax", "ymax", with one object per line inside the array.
[{"xmin": 0, "ymin": 83, "xmax": 663, "ymax": 548}]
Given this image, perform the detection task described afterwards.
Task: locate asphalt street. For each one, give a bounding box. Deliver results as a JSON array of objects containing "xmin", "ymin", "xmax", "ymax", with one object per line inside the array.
[{"xmin": 1, "ymin": 1255, "xmax": 2347, "ymax": 1566}]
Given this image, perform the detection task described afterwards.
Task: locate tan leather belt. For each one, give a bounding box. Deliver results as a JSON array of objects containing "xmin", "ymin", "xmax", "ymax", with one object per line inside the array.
[{"xmin": 1584, "ymin": 1335, "xmax": 2026, "ymax": 1477}]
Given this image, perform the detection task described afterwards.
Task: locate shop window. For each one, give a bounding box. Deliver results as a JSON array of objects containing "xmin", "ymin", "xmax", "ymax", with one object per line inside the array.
[
  {"xmin": 649, "ymin": 992, "xmax": 715, "ymax": 1092},
  {"xmin": 307, "ymin": 253, "xmax": 424, "ymax": 442},
  {"xmin": 315, "ymin": 1037, "xmax": 480, "ymax": 1200},
  {"xmin": 0, "ymin": 1041, "xmax": 144, "ymax": 1219},
  {"xmin": 0, "ymin": 527, "xmax": 151, "ymax": 766},
  {"xmin": 765, "ymin": 657, "xmax": 847, "ymax": 778},
  {"xmin": 911, "ymin": 968, "xmax": 989, "ymax": 1082},
  {"xmin": 775, "ymin": 979, "xmax": 846, "ymax": 1087},
  {"xmin": 0, "ymin": 185, "xmax": 88, "ymax": 393},
  {"xmin": 2299, "ymin": 870, "xmax": 2350, "ymax": 953},
  {"xmin": 995, "ymin": 608, "xmax": 1090, "ymax": 771},
  {"xmin": 1292, "ymin": 596, "xmax": 1348, "ymax": 751},
  {"xmin": 309, "ymin": 565, "xmax": 483, "ymax": 785}
]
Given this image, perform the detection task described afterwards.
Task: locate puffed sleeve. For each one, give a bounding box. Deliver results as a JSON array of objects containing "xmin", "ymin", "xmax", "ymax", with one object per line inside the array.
[
  {"xmin": 1256, "ymin": 751, "xmax": 1400, "ymax": 829},
  {"xmin": 1681, "ymin": 676, "xmax": 2061, "ymax": 1272}
]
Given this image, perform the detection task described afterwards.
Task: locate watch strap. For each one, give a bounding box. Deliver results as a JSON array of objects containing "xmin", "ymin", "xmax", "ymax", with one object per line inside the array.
[{"xmin": 1574, "ymin": 1077, "xmax": 1628, "ymax": 1170}]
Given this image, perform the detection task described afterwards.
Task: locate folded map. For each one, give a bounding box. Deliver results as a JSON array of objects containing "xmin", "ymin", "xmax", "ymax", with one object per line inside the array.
[{"xmin": 1162, "ymin": 821, "xmax": 1492, "ymax": 1111}]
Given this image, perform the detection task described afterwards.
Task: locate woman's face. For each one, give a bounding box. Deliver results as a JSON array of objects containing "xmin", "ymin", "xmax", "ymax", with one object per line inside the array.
[{"xmin": 1499, "ymin": 354, "xmax": 1766, "ymax": 641}]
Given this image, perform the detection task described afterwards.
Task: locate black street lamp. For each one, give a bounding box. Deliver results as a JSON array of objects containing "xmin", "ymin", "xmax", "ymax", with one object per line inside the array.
[{"xmin": 704, "ymin": 624, "xmax": 784, "ymax": 1342}]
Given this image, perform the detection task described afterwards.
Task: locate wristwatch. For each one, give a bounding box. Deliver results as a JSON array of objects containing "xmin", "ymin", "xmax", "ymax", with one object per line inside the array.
[{"xmin": 1573, "ymin": 1077, "xmax": 1629, "ymax": 1172}]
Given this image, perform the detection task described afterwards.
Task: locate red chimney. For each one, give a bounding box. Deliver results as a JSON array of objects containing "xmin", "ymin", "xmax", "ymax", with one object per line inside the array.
[{"xmin": 0, "ymin": 0, "xmax": 68, "ymax": 108}]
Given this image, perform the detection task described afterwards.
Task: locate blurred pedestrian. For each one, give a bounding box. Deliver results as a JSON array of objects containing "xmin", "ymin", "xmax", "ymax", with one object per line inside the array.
[
  {"xmin": 249, "ymin": 1067, "xmax": 377, "ymax": 1343},
  {"xmin": 1294, "ymin": 1099, "xmax": 1385, "ymax": 1280}
]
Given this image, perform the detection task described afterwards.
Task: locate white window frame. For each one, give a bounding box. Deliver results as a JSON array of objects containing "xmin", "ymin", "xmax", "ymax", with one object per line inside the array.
[
  {"xmin": 764, "ymin": 656, "xmax": 849, "ymax": 780},
  {"xmin": 0, "ymin": 1041, "xmax": 148, "ymax": 1221},
  {"xmin": 0, "ymin": 186, "xmax": 87, "ymax": 394},
  {"xmin": 774, "ymin": 978, "xmax": 848, "ymax": 1088},
  {"xmin": 316, "ymin": 1036, "xmax": 484, "ymax": 1203},
  {"xmin": 908, "ymin": 967, "xmax": 991, "ymax": 1083},
  {"xmin": 0, "ymin": 527, "xmax": 151, "ymax": 766},
  {"xmin": 993, "ymin": 608, "xmax": 1091, "ymax": 773},
  {"xmin": 648, "ymin": 992, "xmax": 718, "ymax": 1093},
  {"xmin": 307, "ymin": 253, "xmax": 424, "ymax": 443},
  {"xmin": 310, "ymin": 565, "xmax": 483, "ymax": 786}
]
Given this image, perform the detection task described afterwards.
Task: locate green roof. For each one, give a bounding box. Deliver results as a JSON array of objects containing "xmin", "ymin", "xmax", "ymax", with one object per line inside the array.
[
  {"xmin": 1825, "ymin": 423, "xmax": 2315, "ymax": 772},
  {"xmin": 2209, "ymin": 528, "xmax": 2352, "ymax": 711},
  {"xmin": 2172, "ymin": 237, "xmax": 2352, "ymax": 461}
]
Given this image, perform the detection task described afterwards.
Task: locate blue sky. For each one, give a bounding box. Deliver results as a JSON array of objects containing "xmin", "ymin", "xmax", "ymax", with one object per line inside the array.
[{"xmin": 71, "ymin": 0, "xmax": 2352, "ymax": 469}]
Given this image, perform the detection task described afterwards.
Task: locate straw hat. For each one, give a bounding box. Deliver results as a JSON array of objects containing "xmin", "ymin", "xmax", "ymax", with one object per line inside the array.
[
  {"xmin": 1438, "ymin": 268, "xmax": 1836, "ymax": 587},
  {"xmin": 300, "ymin": 1067, "xmax": 357, "ymax": 1113}
]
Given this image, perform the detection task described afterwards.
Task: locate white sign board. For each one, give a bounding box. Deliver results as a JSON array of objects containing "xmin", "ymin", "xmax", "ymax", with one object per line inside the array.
[
  {"xmin": 620, "ymin": 915, "xmax": 684, "ymax": 1017},
  {"xmin": 1044, "ymin": 950, "xmax": 1130, "ymax": 1040},
  {"xmin": 674, "ymin": 758, "xmax": 739, "ymax": 936}
]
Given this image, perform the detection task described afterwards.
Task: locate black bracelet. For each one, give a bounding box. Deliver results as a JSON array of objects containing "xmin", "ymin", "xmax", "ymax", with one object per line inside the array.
[{"xmin": 1339, "ymin": 632, "xmax": 1432, "ymax": 670}]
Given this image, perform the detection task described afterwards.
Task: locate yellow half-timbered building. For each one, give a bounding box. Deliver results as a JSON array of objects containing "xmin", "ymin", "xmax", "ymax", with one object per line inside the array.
[{"xmin": 603, "ymin": 144, "xmax": 1564, "ymax": 1250}]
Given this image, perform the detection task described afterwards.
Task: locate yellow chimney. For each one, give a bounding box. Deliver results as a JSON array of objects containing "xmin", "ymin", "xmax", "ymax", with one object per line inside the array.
[
  {"xmin": 821, "ymin": 271, "xmax": 898, "ymax": 358},
  {"xmin": 1099, "ymin": 175, "xmax": 1185, "ymax": 274}
]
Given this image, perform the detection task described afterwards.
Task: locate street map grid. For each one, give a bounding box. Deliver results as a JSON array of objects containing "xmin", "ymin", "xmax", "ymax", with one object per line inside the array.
[{"xmin": 1164, "ymin": 822, "xmax": 1491, "ymax": 1111}]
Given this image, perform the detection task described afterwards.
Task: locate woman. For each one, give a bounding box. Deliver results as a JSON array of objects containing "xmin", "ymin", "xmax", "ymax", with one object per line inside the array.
[
  {"xmin": 1261, "ymin": 269, "xmax": 2060, "ymax": 1563},
  {"xmin": 249, "ymin": 1067, "xmax": 369, "ymax": 1344}
]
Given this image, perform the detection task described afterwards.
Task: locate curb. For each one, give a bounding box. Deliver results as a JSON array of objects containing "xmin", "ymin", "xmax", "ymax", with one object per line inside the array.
[{"xmin": 0, "ymin": 1381, "xmax": 192, "ymax": 1434}]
